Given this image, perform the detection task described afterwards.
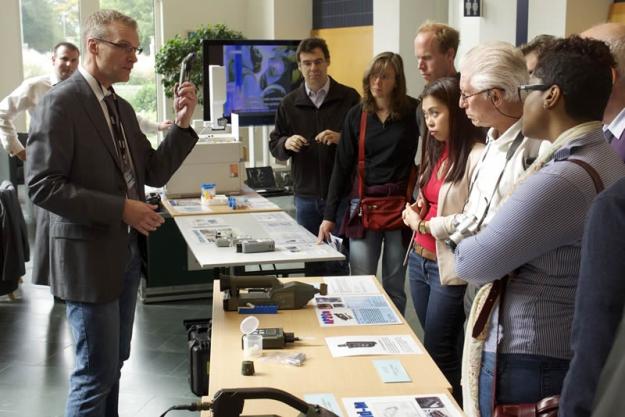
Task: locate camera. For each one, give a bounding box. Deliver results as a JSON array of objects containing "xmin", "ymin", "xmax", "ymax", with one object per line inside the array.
[{"xmin": 445, "ymin": 214, "xmax": 478, "ymax": 251}]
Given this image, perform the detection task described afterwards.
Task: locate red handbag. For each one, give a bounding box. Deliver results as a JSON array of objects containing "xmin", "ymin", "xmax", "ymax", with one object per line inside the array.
[
  {"xmin": 493, "ymin": 395, "xmax": 560, "ymax": 417},
  {"xmin": 355, "ymin": 111, "xmax": 416, "ymax": 231}
]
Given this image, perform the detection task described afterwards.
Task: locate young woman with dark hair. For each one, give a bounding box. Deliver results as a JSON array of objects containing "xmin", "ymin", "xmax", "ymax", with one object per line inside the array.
[{"xmin": 401, "ymin": 76, "xmax": 484, "ymax": 404}]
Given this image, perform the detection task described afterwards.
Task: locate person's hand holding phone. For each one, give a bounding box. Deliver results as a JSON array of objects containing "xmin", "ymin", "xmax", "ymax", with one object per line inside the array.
[{"xmin": 173, "ymin": 82, "xmax": 197, "ymax": 128}]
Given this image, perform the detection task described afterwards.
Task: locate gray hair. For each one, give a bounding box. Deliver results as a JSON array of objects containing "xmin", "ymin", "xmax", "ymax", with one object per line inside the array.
[
  {"xmin": 82, "ymin": 9, "xmax": 137, "ymax": 49},
  {"xmin": 606, "ymin": 36, "xmax": 625, "ymax": 78},
  {"xmin": 460, "ymin": 41, "xmax": 528, "ymax": 103}
]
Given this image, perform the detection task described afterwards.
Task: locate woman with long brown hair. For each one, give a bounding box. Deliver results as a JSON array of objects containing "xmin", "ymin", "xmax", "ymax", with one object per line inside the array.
[{"xmin": 318, "ymin": 52, "xmax": 418, "ymax": 313}]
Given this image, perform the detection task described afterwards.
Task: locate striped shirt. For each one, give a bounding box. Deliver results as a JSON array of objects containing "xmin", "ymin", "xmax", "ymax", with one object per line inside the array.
[{"xmin": 456, "ymin": 127, "xmax": 625, "ymax": 359}]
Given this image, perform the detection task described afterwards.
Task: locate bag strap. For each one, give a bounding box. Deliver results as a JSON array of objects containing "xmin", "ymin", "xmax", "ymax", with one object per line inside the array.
[
  {"xmin": 357, "ymin": 111, "xmax": 367, "ymax": 200},
  {"xmin": 563, "ymin": 158, "xmax": 604, "ymax": 193},
  {"xmin": 472, "ymin": 276, "xmax": 507, "ymax": 338}
]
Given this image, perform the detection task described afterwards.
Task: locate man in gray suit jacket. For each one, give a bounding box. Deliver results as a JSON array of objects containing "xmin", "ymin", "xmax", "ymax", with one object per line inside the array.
[{"xmin": 26, "ymin": 9, "xmax": 198, "ymax": 417}]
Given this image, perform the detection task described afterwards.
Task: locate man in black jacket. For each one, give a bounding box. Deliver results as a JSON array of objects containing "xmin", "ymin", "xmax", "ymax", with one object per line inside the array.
[{"xmin": 269, "ymin": 37, "xmax": 360, "ymax": 276}]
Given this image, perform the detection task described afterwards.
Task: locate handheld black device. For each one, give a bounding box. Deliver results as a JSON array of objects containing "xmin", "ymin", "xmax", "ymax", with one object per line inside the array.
[{"xmin": 178, "ymin": 52, "xmax": 196, "ymax": 88}]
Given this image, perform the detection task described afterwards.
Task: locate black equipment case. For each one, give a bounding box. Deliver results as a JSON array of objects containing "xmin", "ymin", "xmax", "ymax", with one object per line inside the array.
[{"xmin": 184, "ymin": 318, "xmax": 212, "ymax": 396}]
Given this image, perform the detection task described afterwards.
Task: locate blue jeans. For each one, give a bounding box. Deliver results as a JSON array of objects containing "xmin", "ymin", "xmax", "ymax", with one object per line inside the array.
[
  {"xmin": 408, "ymin": 251, "xmax": 466, "ymax": 404},
  {"xmin": 349, "ymin": 228, "xmax": 407, "ymax": 313},
  {"xmin": 479, "ymin": 352, "xmax": 570, "ymax": 417},
  {"xmin": 65, "ymin": 236, "xmax": 142, "ymax": 417},
  {"xmin": 295, "ymin": 195, "xmax": 348, "ymax": 276}
]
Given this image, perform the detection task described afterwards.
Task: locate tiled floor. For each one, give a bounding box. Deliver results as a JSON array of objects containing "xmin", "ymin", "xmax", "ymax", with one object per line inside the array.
[
  {"xmin": 0, "ymin": 191, "xmax": 422, "ymax": 417},
  {"xmin": 0, "ymin": 271, "xmax": 211, "ymax": 417}
]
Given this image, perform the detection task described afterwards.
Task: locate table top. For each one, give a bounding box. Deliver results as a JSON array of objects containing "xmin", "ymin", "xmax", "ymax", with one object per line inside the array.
[
  {"xmin": 203, "ymin": 277, "xmax": 460, "ymax": 417},
  {"xmin": 174, "ymin": 211, "xmax": 344, "ymax": 268},
  {"xmin": 162, "ymin": 188, "xmax": 282, "ymax": 217}
]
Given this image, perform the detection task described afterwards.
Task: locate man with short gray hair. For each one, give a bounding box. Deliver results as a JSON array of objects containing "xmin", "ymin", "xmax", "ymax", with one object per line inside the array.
[{"xmin": 27, "ymin": 9, "xmax": 199, "ymax": 416}]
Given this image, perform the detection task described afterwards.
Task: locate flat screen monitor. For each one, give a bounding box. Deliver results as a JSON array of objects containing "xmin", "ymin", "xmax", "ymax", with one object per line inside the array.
[{"xmin": 202, "ymin": 39, "xmax": 302, "ymax": 125}]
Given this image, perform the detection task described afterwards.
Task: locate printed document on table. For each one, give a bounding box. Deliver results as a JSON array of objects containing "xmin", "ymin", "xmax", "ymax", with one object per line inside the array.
[
  {"xmin": 343, "ymin": 394, "xmax": 463, "ymax": 417},
  {"xmin": 324, "ymin": 275, "xmax": 380, "ymax": 295},
  {"xmin": 325, "ymin": 335, "xmax": 422, "ymax": 357},
  {"xmin": 314, "ymin": 295, "xmax": 402, "ymax": 327},
  {"xmin": 188, "ymin": 217, "xmax": 236, "ymax": 245}
]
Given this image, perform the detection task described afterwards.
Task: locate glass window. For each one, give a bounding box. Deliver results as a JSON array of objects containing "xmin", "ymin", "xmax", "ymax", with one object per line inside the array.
[
  {"xmin": 21, "ymin": 0, "xmax": 80, "ymax": 78},
  {"xmin": 100, "ymin": 0, "xmax": 158, "ymax": 146}
]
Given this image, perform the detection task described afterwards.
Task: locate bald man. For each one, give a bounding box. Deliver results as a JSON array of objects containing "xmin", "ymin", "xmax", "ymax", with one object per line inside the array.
[{"xmin": 581, "ymin": 22, "xmax": 625, "ymax": 161}]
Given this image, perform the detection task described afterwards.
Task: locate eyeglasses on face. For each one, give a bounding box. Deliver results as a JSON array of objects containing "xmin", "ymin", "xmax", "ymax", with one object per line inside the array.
[
  {"xmin": 459, "ymin": 88, "xmax": 493, "ymax": 102},
  {"xmin": 517, "ymin": 83, "xmax": 550, "ymax": 101},
  {"xmin": 94, "ymin": 38, "xmax": 143, "ymax": 55},
  {"xmin": 299, "ymin": 58, "xmax": 326, "ymax": 68}
]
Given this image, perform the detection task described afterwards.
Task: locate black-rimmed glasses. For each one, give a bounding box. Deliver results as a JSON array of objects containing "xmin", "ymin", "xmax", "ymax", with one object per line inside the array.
[
  {"xmin": 517, "ymin": 84, "xmax": 549, "ymax": 101},
  {"xmin": 459, "ymin": 88, "xmax": 493, "ymax": 103},
  {"xmin": 94, "ymin": 38, "xmax": 143, "ymax": 55}
]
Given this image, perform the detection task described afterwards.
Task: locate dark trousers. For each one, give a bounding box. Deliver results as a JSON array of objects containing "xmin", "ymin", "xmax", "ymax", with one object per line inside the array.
[
  {"xmin": 295, "ymin": 195, "xmax": 349, "ymax": 276},
  {"xmin": 408, "ymin": 251, "xmax": 466, "ymax": 404}
]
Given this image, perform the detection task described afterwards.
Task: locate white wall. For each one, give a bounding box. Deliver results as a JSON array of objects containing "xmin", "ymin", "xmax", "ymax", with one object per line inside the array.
[
  {"xmin": 454, "ymin": 0, "xmax": 518, "ymax": 64},
  {"xmin": 527, "ymin": 0, "xmax": 567, "ymax": 39},
  {"xmin": 244, "ymin": 0, "xmax": 275, "ymax": 39},
  {"xmin": 373, "ymin": 0, "xmax": 447, "ymax": 98}
]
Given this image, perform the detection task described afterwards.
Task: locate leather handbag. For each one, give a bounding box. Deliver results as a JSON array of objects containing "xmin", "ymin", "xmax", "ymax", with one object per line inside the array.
[
  {"xmin": 493, "ymin": 395, "xmax": 560, "ymax": 417},
  {"xmin": 355, "ymin": 111, "xmax": 416, "ymax": 231}
]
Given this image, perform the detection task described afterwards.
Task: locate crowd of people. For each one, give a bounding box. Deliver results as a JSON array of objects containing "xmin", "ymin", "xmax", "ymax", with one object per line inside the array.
[
  {"xmin": 2, "ymin": 7, "xmax": 625, "ymax": 417},
  {"xmin": 280, "ymin": 21, "xmax": 625, "ymax": 417}
]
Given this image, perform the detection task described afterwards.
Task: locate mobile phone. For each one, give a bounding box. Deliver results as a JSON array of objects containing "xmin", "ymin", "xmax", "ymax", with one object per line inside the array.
[{"xmin": 178, "ymin": 52, "xmax": 196, "ymax": 89}]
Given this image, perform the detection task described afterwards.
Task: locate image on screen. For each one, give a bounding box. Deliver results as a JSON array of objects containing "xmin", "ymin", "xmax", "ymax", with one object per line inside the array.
[{"xmin": 222, "ymin": 44, "xmax": 301, "ymax": 118}]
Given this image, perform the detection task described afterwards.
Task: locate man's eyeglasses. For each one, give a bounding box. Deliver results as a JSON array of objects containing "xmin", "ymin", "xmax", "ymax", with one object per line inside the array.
[
  {"xmin": 517, "ymin": 84, "xmax": 550, "ymax": 101},
  {"xmin": 459, "ymin": 88, "xmax": 493, "ymax": 103},
  {"xmin": 299, "ymin": 58, "xmax": 326, "ymax": 68},
  {"xmin": 94, "ymin": 38, "xmax": 143, "ymax": 55}
]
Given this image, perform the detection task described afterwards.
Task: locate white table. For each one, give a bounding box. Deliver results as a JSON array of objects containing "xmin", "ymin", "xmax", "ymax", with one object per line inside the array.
[{"xmin": 175, "ymin": 211, "xmax": 344, "ymax": 269}]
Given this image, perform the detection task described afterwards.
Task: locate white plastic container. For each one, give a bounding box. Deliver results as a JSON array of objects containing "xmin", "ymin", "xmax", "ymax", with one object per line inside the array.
[{"xmin": 240, "ymin": 316, "xmax": 262, "ymax": 359}]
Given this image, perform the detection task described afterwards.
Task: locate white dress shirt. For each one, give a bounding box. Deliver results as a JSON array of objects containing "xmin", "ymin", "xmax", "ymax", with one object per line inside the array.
[
  {"xmin": 0, "ymin": 74, "xmax": 58, "ymax": 156},
  {"xmin": 305, "ymin": 77, "xmax": 330, "ymax": 109},
  {"xmin": 605, "ymin": 106, "xmax": 625, "ymax": 141},
  {"xmin": 463, "ymin": 119, "xmax": 546, "ymax": 228}
]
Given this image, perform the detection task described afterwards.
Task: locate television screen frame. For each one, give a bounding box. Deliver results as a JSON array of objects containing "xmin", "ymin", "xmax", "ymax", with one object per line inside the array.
[{"xmin": 202, "ymin": 39, "xmax": 302, "ymax": 125}]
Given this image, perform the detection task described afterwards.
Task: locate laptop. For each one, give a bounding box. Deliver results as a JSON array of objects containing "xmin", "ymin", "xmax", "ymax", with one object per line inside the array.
[{"xmin": 245, "ymin": 166, "xmax": 287, "ymax": 196}]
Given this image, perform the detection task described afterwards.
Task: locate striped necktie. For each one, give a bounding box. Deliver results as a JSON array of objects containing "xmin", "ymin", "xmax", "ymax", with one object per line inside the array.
[{"xmin": 103, "ymin": 89, "xmax": 139, "ymax": 200}]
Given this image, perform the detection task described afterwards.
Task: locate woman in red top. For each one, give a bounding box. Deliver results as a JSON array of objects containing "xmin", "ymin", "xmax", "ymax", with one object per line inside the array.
[{"xmin": 402, "ymin": 77, "xmax": 484, "ymax": 404}]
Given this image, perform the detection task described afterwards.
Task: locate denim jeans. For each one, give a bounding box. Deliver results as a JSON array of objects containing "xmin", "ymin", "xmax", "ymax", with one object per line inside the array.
[
  {"xmin": 349, "ymin": 228, "xmax": 407, "ymax": 313},
  {"xmin": 65, "ymin": 235, "xmax": 142, "ymax": 417},
  {"xmin": 295, "ymin": 195, "xmax": 348, "ymax": 276},
  {"xmin": 408, "ymin": 251, "xmax": 466, "ymax": 404},
  {"xmin": 479, "ymin": 351, "xmax": 570, "ymax": 417}
]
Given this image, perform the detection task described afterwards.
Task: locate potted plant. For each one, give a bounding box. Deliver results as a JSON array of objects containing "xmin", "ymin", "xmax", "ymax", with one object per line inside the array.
[{"xmin": 155, "ymin": 24, "xmax": 244, "ymax": 103}]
